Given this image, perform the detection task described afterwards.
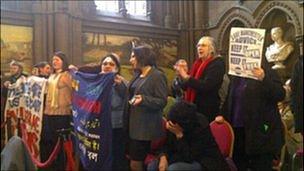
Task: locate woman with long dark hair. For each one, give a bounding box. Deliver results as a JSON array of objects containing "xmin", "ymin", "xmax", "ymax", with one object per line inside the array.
[
  {"xmin": 127, "ymin": 46, "xmax": 168, "ymax": 171},
  {"xmin": 40, "ymin": 51, "xmax": 73, "ymax": 170}
]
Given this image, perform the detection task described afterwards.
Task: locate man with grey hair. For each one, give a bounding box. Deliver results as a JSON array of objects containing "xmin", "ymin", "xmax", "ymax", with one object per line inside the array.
[
  {"xmin": 174, "ymin": 36, "xmax": 225, "ymax": 122},
  {"xmin": 1, "ymin": 60, "xmax": 27, "ymax": 146},
  {"xmin": 2, "ymin": 60, "xmax": 27, "ymax": 105},
  {"xmin": 3, "ymin": 60, "xmax": 27, "ymax": 88}
]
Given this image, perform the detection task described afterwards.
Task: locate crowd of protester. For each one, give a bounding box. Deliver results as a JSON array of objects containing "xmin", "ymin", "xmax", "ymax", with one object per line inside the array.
[{"xmin": 1, "ymin": 35, "xmax": 303, "ymax": 171}]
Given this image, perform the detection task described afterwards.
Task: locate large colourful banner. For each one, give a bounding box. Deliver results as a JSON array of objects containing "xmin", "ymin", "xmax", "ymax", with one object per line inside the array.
[
  {"xmin": 4, "ymin": 76, "xmax": 47, "ymax": 159},
  {"xmin": 71, "ymin": 71, "xmax": 114, "ymax": 170}
]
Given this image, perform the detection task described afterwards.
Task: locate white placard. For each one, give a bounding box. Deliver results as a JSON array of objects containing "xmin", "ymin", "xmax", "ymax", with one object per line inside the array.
[{"xmin": 228, "ymin": 27, "xmax": 266, "ymax": 79}]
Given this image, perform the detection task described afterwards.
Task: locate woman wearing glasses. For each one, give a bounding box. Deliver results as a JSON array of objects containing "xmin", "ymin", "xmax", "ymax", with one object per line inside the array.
[
  {"xmin": 72, "ymin": 53, "xmax": 129, "ymax": 170},
  {"xmin": 175, "ymin": 36, "xmax": 225, "ymax": 123}
]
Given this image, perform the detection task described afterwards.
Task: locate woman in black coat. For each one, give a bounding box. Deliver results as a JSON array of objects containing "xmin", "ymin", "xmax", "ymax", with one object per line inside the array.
[
  {"xmin": 222, "ymin": 60, "xmax": 285, "ymax": 170},
  {"xmin": 175, "ymin": 36, "xmax": 225, "ymax": 122}
]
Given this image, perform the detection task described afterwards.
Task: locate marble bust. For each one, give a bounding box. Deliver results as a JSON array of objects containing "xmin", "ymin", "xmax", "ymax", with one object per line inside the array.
[{"xmin": 265, "ymin": 27, "xmax": 294, "ymax": 69}]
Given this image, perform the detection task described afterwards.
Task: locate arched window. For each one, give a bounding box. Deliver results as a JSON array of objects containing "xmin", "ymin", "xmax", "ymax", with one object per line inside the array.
[{"xmin": 94, "ymin": 0, "xmax": 148, "ymax": 17}]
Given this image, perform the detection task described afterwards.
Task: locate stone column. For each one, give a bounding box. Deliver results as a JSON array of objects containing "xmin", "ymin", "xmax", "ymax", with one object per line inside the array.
[
  {"xmin": 26, "ymin": 1, "xmax": 83, "ymax": 65},
  {"xmin": 54, "ymin": 1, "xmax": 70, "ymax": 58},
  {"xmin": 147, "ymin": 1, "xmax": 152, "ymax": 21},
  {"xmin": 67, "ymin": 1, "xmax": 83, "ymax": 65},
  {"xmin": 194, "ymin": 1, "xmax": 204, "ymax": 29},
  {"xmin": 164, "ymin": 0, "xmax": 172, "ymax": 28},
  {"xmin": 46, "ymin": 1, "xmax": 55, "ymax": 60},
  {"xmin": 178, "ymin": 0, "xmax": 184, "ymax": 29},
  {"xmin": 119, "ymin": 0, "xmax": 127, "ymax": 17},
  {"xmin": 201, "ymin": 1, "xmax": 209, "ymax": 32},
  {"xmin": 32, "ymin": 1, "xmax": 48, "ymax": 62},
  {"xmin": 194, "ymin": 1, "xmax": 205, "ymax": 44},
  {"xmin": 188, "ymin": 1, "xmax": 195, "ymax": 63},
  {"xmin": 178, "ymin": 0, "xmax": 187, "ymax": 60},
  {"xmin": 182, "ymin": 1, "xmax": 191, "ymax": 62}
]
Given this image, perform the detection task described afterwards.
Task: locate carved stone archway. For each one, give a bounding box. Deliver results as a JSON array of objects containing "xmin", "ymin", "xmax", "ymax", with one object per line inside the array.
[
  {"xmin": 216, "ymin": 7, "xmax": 253, "ymax": 51},
  {"xmin": 254, "ymin": 1, "xmax": 302, "ymax": 37},
  {"xmin": 254, "ymin": 1, "xmax": 302, "ymax": 81},
  {"xmin": 220, "ymin": 19, "xmax": 246, "ymax": 72},
  {"xmin": 258, "ymin": 9, "xmax": 296, "ymax": 49},
  {"xmin": 214, "ymin": 6, "xmax": 254, "ymax": 72},
  {"xmin": 217, "ymin": 16, "xmax": 251, "ymax": 52}
]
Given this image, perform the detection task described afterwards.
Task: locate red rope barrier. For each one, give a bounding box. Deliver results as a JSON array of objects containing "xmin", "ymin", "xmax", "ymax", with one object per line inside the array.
[
  {"xmin": 20, "ymin": 123, "xmax": 62, "ymax": 168},
  {"xmin": 63, "ymin": 140, "xmax": 76, "ymax": 171},
  {"xmin": 1, "ymin": 121, "xmax": 8, "ymax": 129}
]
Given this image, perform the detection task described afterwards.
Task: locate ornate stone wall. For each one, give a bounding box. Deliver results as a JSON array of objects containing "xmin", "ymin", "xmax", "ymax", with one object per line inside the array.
[
  {"xmin": 205, "ymin": 1, "xmax": 303, "ymax": 57},
  {"xmin": 1, "ymin": 0, "xmax": 303, "ymax": 67}
]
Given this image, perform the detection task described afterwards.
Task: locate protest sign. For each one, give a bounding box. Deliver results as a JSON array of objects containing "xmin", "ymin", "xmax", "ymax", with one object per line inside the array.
[
  {"xmin": 228, "ymin": 27, "xmax": 266, "ymax": 79},
  {"xmin": 4, "ymin": 76, "xmax": 47, "ymax": 159}
]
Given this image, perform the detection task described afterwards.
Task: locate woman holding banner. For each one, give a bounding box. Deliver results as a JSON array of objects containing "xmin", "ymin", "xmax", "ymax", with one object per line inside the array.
[
  {"xmin": 40, "ymin": 51, "xmax": 73, "ymax": 170},
  {"xmin": 70, "ymin": 53, "xmax": 129, "ymax": 170},
  {"xmin": 127, "ymin": 46, "xmax": 168, "ymax": 171},
  {"xmin": 99, "ymin": 54, "xmax": 129, "ymax": 171}
]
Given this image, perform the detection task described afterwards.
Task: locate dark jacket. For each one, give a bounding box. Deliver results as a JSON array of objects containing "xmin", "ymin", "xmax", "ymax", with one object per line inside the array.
[
  {"xmin": 161, "ymin": 113, "xmax": 229, "ymax": 171},
  {"xmin": 223, "ymin": 62, "xmax": 285, "ymax": 155},
  {"xmin": 290, "ymin": 56, "xmax": 303, "ymax": 133},
  {"xmin": 128, "ymin": 67, "xmax": 168, "ymax": 141},
  {"xmin": 1, "ymin": 73, "xmax": 27, "ymax": 98},
  {"xmin": 111, "ymin": 82, "xmax": 127, "ymax": 128},
  {"xmin": 181, "ymin": 57, "xmax": 225, "ymax": 122},
  {"xmin": 171, "ymin": 77, "xmax": 184, "ymax": 101}
]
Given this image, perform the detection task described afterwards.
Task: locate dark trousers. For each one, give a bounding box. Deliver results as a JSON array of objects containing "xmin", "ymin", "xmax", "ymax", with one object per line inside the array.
[
  {"xmin": 39, "ymin": 115, "xmax": 72, "ymax": 171},
  {"xmin": 112, "ymin": 128, "xmax": 129, "ymax": 171},
  {"xmin": 233, "ymin": 127, "xmax": 273, "ymax": 171}
]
